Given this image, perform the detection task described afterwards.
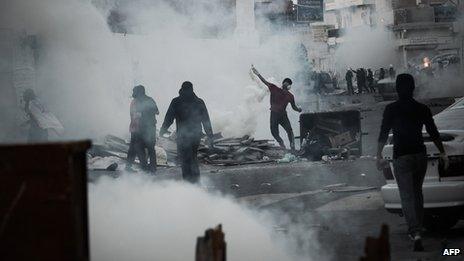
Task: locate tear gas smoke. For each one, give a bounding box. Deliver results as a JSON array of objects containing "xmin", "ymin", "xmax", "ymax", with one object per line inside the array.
[
  {"xmin": 0, "ymin": 0, "xmax": 307, "ymax": 141},
  {"xmin": 89, "ymin": 174, "xmax": 315, "ymax": 261},
  {"xmin": 0, "ymin": 0, "xmax": 132, "ymax": 140},
  {"xmin": 334, "ymin": 26, "xmax": 398, "ymax": 70}
]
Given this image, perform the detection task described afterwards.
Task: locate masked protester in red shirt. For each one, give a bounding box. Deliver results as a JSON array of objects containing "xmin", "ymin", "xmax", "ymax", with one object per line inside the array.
[
  {"xmin": 127, "ymin": 85, "xmax": 159, "ymax": 173},
  {"xmin": 252, "ymin": 66, "xmax": 302, "ymax": 151}
]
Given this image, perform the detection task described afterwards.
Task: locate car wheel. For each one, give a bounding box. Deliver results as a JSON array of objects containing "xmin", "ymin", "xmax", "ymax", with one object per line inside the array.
[{"xmin": 423, "ymin": 214, "xmax": 459, "ymax": 232}]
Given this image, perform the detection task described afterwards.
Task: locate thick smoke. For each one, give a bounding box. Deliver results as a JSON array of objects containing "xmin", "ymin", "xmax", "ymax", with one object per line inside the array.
[
  {"xmin": 89, "ymin": 175, "xmax": 313, "ymax": 261},
  {"xmin": 334, "ymin": 26, "xmax": 398, "ymax": 70},
  {"xmin": 0, "ymin": 0, "xmax": 132, "ymax": 140},
  {"xmin": 1, "ymin": 0, "xmax": 307, "ymax": 141}
]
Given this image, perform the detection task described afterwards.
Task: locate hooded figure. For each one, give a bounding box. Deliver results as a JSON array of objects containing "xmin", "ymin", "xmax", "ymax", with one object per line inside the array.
[
  {"xmin": 376, "ymin": 74, "xmax": 448, "ymax": 251},
  {"xmin": 160, "ymin": 81, "xmax": 213, "ymax": 183},
  {"xmin": 126, "ymin": 85, "xmax": 159, "ymax": 172}
]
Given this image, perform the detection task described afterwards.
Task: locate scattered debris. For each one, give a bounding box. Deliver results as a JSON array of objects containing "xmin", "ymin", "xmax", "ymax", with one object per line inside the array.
[
  {"xmin": 324, "ymin": 184, "xmax": 377, "ymax": 193},
  {"xmin": 277, "ymin": 153, "xmax": 298, "ymax": 163},
  {"xmin": 198, "ymin": 134, "xmax": 286, "ymax": 166},
  {"xmin": 230, "ymin": 184, "xmax": 240, "ymax": 190},
  {"xmin": 88, "ymin": 134, "xmax": 168, "ymax": 170},
  {"xmin": 323, "ymin": 183, "xmax": 347, "ymax": 189},
  {"xmin": 299, "ymin": 111, "xmax": 362, "ymax": 161}
]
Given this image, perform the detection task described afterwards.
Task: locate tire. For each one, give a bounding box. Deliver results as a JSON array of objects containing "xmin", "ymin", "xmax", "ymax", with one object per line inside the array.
[{"xmin": 423, "ymin": 214, "xmax": 459, "ymax": 232}]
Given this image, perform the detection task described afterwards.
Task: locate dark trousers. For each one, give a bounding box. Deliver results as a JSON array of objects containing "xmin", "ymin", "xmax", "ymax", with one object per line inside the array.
[
  {"xmin": 177, "ymin": 137, "xmax": 201, "ymax": 183},
  {"xmin": 347, "ymin": 80, "xmax": 354, "ymax": 95},
  {"xmin": 127, "ymin": 131, "xmax": 157, "ymax": 171},
  {"xmin": 368, "ymin": 80, "xmax": 375, "ymax": 93},
  {"xmin": 270, "ymin": 111, "xmax": 294, "ymax": 150},
  {"xmin": 358, "ymin": 82, "xmax": 369, "ymax": 93},
  {"xmin": 393, "ymin": 152, "xmax": 427, "ymax": 234}
]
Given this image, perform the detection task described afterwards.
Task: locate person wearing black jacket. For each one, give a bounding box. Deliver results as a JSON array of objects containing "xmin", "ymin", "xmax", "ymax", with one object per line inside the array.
[
  {"xmin": 160, "ymin": 81, "xmax": 214, "ymax": 183},
  {"xmin": 376, "ymin": 74, "xmax": 449, "ymax": 252}
]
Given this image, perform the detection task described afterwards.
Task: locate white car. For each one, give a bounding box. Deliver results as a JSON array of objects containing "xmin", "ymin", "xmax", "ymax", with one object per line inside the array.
[{"xmin": 381, "ymin": 98, "xmax": 464, "ymax": 231}]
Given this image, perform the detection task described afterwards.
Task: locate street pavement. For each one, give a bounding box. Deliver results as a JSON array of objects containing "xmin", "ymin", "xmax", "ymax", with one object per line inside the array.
[{"xmin": 90, "ymin": 158, "xmax": 464, "ymax": 261}]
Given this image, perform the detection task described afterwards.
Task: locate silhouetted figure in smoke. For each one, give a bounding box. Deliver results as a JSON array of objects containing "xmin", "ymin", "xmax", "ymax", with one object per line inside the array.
[
  {"xmin": 376, "ymin": 74, "xmax": 449, "ymax": 252},
  {"xmin": 361, "ymin": 68, "xmax": 370, "ymax": 93},
  {"xmin": 345, "ymin": 69, "xmax": 354, "ymax": 95},
  {"xmin": 126, "ymin": 85, "xmax": 159, "ymax": 173},
  {"xmin": 312, "ymin": 72, "xmax": 323, "ymax": 94},
  {"xmin": 389, "ymin": 64, "xmax": 396, "ymax": 79},
  {"xmin": 23, "ymin": 89, "xmax": 64, "ymax": 142},
  {"xmin": 160, "ymin": 81, "xmax": 214, "ymax": 183},
  {"xmin": 252, "ymin": 65, "xmax": 302, "ymax": 151},
  {"xmin": 367, "ymin": 69, "xmax": 375, "ymax": 93},
  {"xmin": 379, "ymin": 67, "xmax": 386, "ymax": 80},
  {"xmin": 352, "ymin": 68, "xmax": 368, "ymax": 94}
]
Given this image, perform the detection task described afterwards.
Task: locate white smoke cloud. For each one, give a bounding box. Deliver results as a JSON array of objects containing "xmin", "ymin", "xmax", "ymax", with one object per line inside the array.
[
  {"xmin": 334, "ymin": 26, "xmax": 398, "ymax": 70},
  {"xmin": 1, "ymin": 0, "xmax": 307, "ymax": 141},
  {"xmin": 0, "ymin": 0, "xmax": 133, "ymax": 140},
  {"xmin": 88, "ymin": 174, "xmax": 302, "ymax": 261}
]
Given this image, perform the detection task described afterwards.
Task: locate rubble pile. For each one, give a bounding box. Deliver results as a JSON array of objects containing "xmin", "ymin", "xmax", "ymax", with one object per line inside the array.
[
  {"xmin": 198, "ymin": 135, "xmax": 286, "ymax": 166},
  {"xmin": 88, "ymin": 135, "xmax": 168, "ymax": 170},
  {"xmin": 89, "ymin": 134, "xmax": 287, "ymax": 168}
]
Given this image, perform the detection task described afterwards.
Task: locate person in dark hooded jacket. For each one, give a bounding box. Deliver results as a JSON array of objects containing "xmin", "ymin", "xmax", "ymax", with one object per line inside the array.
[
  {"xmin": 159, "ymin": 81, "xmax": 213, "ymax": 183},
  {"xmin": 126, "ymin": 85, "xmax": 159, "ymax": 172},
  {"xmin": 376, "ymin": 74, "xmax": 448, "ymax": 251}
]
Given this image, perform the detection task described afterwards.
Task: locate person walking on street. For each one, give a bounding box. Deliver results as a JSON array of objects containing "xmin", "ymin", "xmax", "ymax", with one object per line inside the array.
[
  {"xmin": 345, "ymin": 69, "xmax": 354, "ymax": 95},
  {"xmin": 376, "ymin": 74, "xmax": 449, "ymax": 252},
  {"xmin": 389, "ymin": 64, "xmax": 396, "ymax": 79},
  {"xmin": 360, "ymin": 68, "xmax": 370, "ymax": 93},
  {"xmin": 367, "ymin": 69, "xmax": 375, "ymax": 93},
  {"xmin": 126, "ymin": 85, "xmax": 159, "ymax": 173},
  {"xmin": 379, "ymin": 67, "xmax": 386, "ymax": 80},
  {"xmin": 252, "ymin": 65, "xmax": 302, "ymax": 151},
  {"xmin": 159, "ymin": 81, "xmax": 214, "ymax": 183}
]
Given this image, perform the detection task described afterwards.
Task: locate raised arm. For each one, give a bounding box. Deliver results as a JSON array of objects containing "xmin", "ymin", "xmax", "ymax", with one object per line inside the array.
[{"xmin": 251, "ymin": 66, "xmax": 272, "ymax": 87}]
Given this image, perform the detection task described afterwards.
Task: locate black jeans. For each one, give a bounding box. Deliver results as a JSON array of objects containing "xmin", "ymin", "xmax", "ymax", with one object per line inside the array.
[
  {"xmin": 177, "ymin": 137, "xmax": 201, "ymax": 183},
  {"xmin": 127, "ymin": 130, "xmax": 156, "ymax": 171},
  {"xmin": 270, "ymin": 111, "xmax": 294, "ymax": 150},
  {"xmin": 393, "ymin": 152, "xmax": 427, "ymax": 234}
]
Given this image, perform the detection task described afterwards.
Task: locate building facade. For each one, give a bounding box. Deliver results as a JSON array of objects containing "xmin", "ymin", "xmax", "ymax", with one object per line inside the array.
[{"xmin": 307, "ymin": 0, "xmax": 462, "ymax": 74}]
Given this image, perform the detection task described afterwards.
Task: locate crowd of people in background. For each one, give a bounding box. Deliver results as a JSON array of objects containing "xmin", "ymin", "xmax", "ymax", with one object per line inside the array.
[
  {"xmin": 344, "ymin": 65, "xmax": 396, "ymax": 95},
  {"xmin": 312, "ymin": 64, "xmax": 397, "ymax": 96}
]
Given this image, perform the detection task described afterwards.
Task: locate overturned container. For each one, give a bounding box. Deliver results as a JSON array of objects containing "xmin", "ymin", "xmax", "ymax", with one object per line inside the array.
[{"xmin": 299, "ymin": 110, "xmax": 362, "ymax": 160}]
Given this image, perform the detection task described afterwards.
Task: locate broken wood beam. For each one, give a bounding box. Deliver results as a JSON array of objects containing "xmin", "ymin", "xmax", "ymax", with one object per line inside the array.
[
  {"xmin": 195, "ymin": 224, "xmax": 226, "ymax": 261},
  {"xmin": 360, "ymin": 224, "xmax": 390, "ymax": 261}
]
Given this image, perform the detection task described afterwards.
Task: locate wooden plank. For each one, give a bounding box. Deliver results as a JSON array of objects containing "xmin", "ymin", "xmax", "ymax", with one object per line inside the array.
[{"xmin": 195, "ymin": 224, "xmax": 226, "ymax": 261}]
